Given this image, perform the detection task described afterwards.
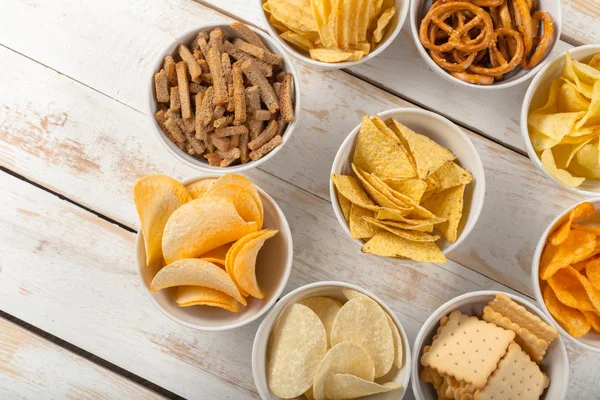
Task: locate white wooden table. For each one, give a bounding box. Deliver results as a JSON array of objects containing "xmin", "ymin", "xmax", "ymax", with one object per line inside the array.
[{"xmin": 1, "ymin": 0, "xmax": 599, "ymax": 398}]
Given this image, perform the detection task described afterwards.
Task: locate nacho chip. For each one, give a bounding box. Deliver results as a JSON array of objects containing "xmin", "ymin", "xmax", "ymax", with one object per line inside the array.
[
  {"xmin": 175, "ymin": 286, "xmax": 242, "ymax": 312},
  {"xmin": 368, "ymin": 173, "xmax": 438, "ymax": 219},
  {"xmin": 336, "ymin": 190, "xmax": 352, "ymax": 221},
  {"xmin": 375, "ymin": 209, "xmax": 445, "ymax": 225},
  {"xmin": 548, "ymin": 202, "xmax": 595, "ymax": 246},
  {"xmin": 540, "ymin": 229, "xmax": 597, "ymax": 280},
  {"xmin": 233, "ymin": 229, "xmax": 278, "ymax": 298},
  {"xmin": 383, "ymin": 179, "xmax": 427, "ymax": 203},
  {"xmin": 373, "ymin": 206, "xmax": 413, "ymax": 221},
  {"xmin": 162, "ymin": 196, "xmax": 258, "ymax": 264},
  {"xmin": 543, "ymin": 285, "xmax": 591, "ymax": 337},
  {"xmin": 133, "ymin": 175, "xmax": 192, "ymax": 266},
  {"xmin": 422, "ymin": 185, "xmax": 465, "ymax": 244},
  {"xmin": 352, "ymin": 163, "xmax": 408, "ymax": 209},
  {"xmin": 349, "ymin": 204, "xmax": 381, "ymax": 239},
  {"xmin": 186, "ymin": 178, "xmax": 216, "ymax": 199},
  {"xmin": 362, "ymin": 232, "xmax": 447, "ymax": 263},
  {"xmin": 330, "ymin": 174, "xmax": 376, "ymax": 209},
  {"xmin": 429, "ymin": 161, "xmax": 473, "ymax": 193},
  {"xmin": 150, "ymin": 258, "xmax": 246, "ymax": 305},
  {"xmin": 324, "ymin": 374, "xmax": 402, "ymax": 399},
  {"xmin": 364, "ymin": 216, "xmax": 440, "ymax": 242},
  {"xmin": 372, "ymin": 218, "xmax": 434, "ymax": 233}
]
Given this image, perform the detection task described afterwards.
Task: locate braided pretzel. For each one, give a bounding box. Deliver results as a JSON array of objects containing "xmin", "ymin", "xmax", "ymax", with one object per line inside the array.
[
  {"xmin": 467, "ymin": 28, "xmax": 524, "ymax": 76},
  {"xmin": 419, "ymin": 2, "xmax": 495, "ymax": 54},
  {"xmin": 521, "ymin": 11, "xmax": 554, "ymax": 69},
  {"xmin": 451, "ymin": 71, "xmax": 494, "ymax": 84}
]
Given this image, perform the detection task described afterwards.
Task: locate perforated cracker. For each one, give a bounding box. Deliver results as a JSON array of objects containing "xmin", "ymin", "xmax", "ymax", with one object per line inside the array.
[
  {"xmin": 474, "ymin": 343, "xmax": 550, "ymax": 400},
  {"xmin": 487, "ymin": 294, "xmax": 559, "ymax": 344},
  {"xmin": 421, "ymin": 310, "xmax": 515, "ymax": 389}
]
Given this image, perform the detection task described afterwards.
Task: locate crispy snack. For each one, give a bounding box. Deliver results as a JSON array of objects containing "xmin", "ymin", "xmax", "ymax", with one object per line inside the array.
[
  {"xmin": 152, "ymin": 21, "xmax": 294, "ymax": 167},
  {"xmin": 418, "ymin": 0, "xmax": 555, "ymax": 85}
]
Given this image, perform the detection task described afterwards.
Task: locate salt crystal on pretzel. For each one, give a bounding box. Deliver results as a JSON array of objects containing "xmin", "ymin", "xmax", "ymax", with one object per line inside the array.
[
  {"xmin": 164, "ymin": 55, "xmax": 178, "ymax": 86},
  {"xmin": 241, "ymin": 59, "xmax": 279, "ymax": 113},
  {"xmin": 232, "ymin": 65, "xmax": 247, "ymax": 124},
  {"xmin": 178, "ymin": 44, "xmax": 202, "ymax": 83},
  {"xmin": 249, "ymin": 119, "xmax": 278, "ymax": 151},
  {"xmin": 249, "ymin": 135, "xmax": 282, "ymax": 161},
  {"xmin": 154, "ymin": 69, "xmax": 169, "ymax": 103},
  {"xmin": 175, "ymin": 62, "xmax": 193, "ymax": 118}
]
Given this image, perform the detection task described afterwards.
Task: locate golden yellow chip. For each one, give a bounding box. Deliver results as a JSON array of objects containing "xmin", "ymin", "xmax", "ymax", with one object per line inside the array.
[
  {"xmin": 548, "ymin": 202, "xmax": 595, "ymax": 246},
  {"xmin": 186, "ymin": 178, "xmax": 216, "ymax": 199},
  {"xmin": 269, "ymin": 15, "xmax": 290, "ymax": 33},
  {"xmin": 540, "ymin": 148, "xmax": 585, "ymax": 188},
  {"xmin": 573, "ymin": 60, "xmax": 600, "ymax": 84},
  {"xmin": 383, "ymin": 179, "xmax": 428, "ymax": 203},
  {"xmin": 325, "ymin": 374, "xmax": 402, "ymax": 399},
  {"xmin": 362, "ymin": 232, "xmax": 447, "ymax": 263},
  {"xmin": 422, "ymin": 185, "xmax": 465, "ymax": 244},
  {"xmin": 233, "ymin": 229, "xmax": 278, "ymax": 299},
  {"xmin": 225, "ymin": 230, "xmax": 266, "ymax": 297},
  {"xmin": 267, "ymin": 0, "xmax": 317, "ymax": 33},
  {"xmin": 175, "ymin": 286, "xmax": 242, "ymax": 312},
  {"xmin": 311, "ymin": 0, "xmax": 334, "ymax": 47},
  {"xmin": 375, "ymin": 207, "xmax": 440, "ymax": 223},
  {"xmin": 349, "ymin": 204, "xmax": 381, "ymax": 239},
  {"xmin": 529, "ymin": 111, "xmax": 586, "ymax": 142},
  {"xmin": 571, "ymin": 139, "xmax": 600, "ymax": 178},
  {"xmin": 330, "ymin": 174, "xmax": 376, "ymax": 209},
  {"xmin": 372, "ymin": 6, "xmax": 396, "ymax": 44},
  {"xmin": 280, "ymin": 31, "xmax": 314, "ymax": 51},
  {"xmin": 371, "ymin": 218, "xmax": 434, "ymax": 233},
  {"xmin": 583, "ymin": 310, "xmax": 600, "ymax": 332},
  {"xmin": 540, "ymin": 229, "xmax": 597, "ymax": 280},
  {"xmin": 543, "ymin": 285, "xmax": 591, "ymax": 337},
  {"xmin": 337, "ymin": 190, "xmax": 352, "ymax": 221},
  {"xmin": 200, "ymin": 243, "xmax": 231, "ymax": 263},
  {"xmin": 558, "ymin": 80, "xmax": 590, "ymax": 112},
  {"xmin": 352, "ymin": 163, "xmax": 407, "ymax": 209},
  {"xmin": 548, "ymin": 267, "xmax": 598, "ymax": 312},
  {"xmin": 364, "ymin": 216, "xmax": 439, "ymax": 242},
  {"xmin": 428, "ymin": 161, "xmax": 473, "ymax": 193},
  {"xmin": 204, "ymin": 183, "xmax": 262, "ymax": 225},
  {"xmin": 133, "ymin": 175, "xmax": 192, "ymax": 266},
  {"xmin": 209, "ymin": 174, "xmax": 263, "ymax": 228},
  {"xmin": 309, "ymin": 48, "xmax": 365, "ymax": 62},
  {"xmin": 529, "ymin": 126, "xmax": 560, "ymax": 152}
]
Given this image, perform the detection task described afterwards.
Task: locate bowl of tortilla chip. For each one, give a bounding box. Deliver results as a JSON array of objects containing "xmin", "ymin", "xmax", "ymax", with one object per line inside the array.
[{"xmin": 329, "ymin": 109, "xmax": 485, "ymax": 263}]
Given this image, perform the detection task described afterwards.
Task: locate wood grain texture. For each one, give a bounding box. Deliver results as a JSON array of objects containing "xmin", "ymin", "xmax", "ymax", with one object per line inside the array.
[
  {"xmin": 0, "ymin": 317, "xmax": 163, "ymax": 400},
  {"xmin": 562, "ymin": 0, "xmax": 600, "ymax": 46}
]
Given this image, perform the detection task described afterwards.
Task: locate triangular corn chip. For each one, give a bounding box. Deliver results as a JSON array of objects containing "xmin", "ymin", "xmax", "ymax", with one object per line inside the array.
[
  {"xmin": 364, "ymin": 217, "xmax": 439, "ymax": 242},
  {"xmin": 383, "ymin": 179, "xmax": 428, "ymax": 204},
  {"xmin": 362, "ymin": 232, "xmax": 446, "ymax": 263},
  {"xmin": 428, "ymin": 161, "xmax": 472, "ymax": 193},
  {"xmin": 422, "ymin": 185, "xmax": 466, "ymax": 244},
  {"xmin": 349, "ymin": 204, "xmax": 381, "ymax": 239}
]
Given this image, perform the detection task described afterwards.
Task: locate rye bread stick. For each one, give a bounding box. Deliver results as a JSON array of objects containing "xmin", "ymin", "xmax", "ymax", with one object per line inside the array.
[
  {"xmin": 210, "ymin": 133, "xmax": 230, "ymax": 151},
  {"xmin": 164, "ymin": 117, "xmax": 186, "ymax": 143},
  {"xmin": 194, "ymin": 92, "xmax": 206, "ymax": 140},
  {"xmin": 241, "ymin": 59, "xmax": 279, "ymax": 113},
  {"xmin": 164, "ymin": 56, "xmax": 178, "ymax": 86},
  {"xmin": 230, "ymin": 21, "xmax": 269, "ymax": 51},
  {"xmin": 196, "ymin": 37, "xmax": 211, "ymax": 60},
  {"xmin": 248, "ymin": 119, "xmax": 278, "ymax": 150},
  {"xmin": 221, "ymin": 53, "xmax": 233, "ymax": 85},
  {"xmin": 208, "ymin": 27, "xmax": 224, "ymax": 54},
  {"xmin": 204, "ymin": 152, "xmax": 222, "ymax": 166},
  {"xmin": 169, "ymin": 87, "xmax": 181, "ymax": 112},
  {"xmin": 249, "ymin": 135, "xmax": 282, "ymax": 161},
  {"xmin": 223, "ymin": 41, "xmax": 273, "ymax": 77},
  {"xmin": 154, "ymin": 69, "xmax": 169, "ymax": 103},
  {"xmin": 232, "ymin": 65, "xmax": 247, "ymax": 124},
  {"xmin": 199, "ymin": 86, "xmax": 214, "ymax": 129},
  {"xmin": 175, "ymin": 62, "xmax": 193, "ymax": 118},
  {"xmin": 206, "ymin": 47, "xmax": 228, "ymax": 105},
  {"xmin": 178, "ymin": 44, "xmax": 202, "ymax": 83},
  {"xmin": 239, "ymin": 133, "xmax": 250, "ymax": 163},
  {"xmin": 215, "ymin": 125, "xmax": 249, "ymax": 138},
  {"xmin": 252, "ymin": 110, "xmax": 272, "ymax": 121},
  {"xmin": 279, "ymin": 73, "xmax": 295, "ymax": 123},
  {"xmin": 233, "ymin": 38, "xmax": 283, "ymax": 65}
]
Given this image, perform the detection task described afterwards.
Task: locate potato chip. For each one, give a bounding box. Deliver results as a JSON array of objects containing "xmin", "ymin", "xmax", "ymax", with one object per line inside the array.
[
  {"xmin": 204, "ymin": 183, "xmax": 262, "ymax": 225},
  {"xmin": 540, "ymin": 229, "xmax": 597, "ymax": 280},
  {"xmin": 553, "ymin": 137, "xmax": 598, "ymax": 170},
  {"xmin": 267, "ymin": 0, "xmax": 317, "ymax": 33},
  {"xmin": 233, "ymin": 229, "xmax": 278, "ymax": 298},
  {"xmin": 349, "ymin": 204, "xmax": 381, "ymax": 239},
  {"xmin": 312, "ymin": 342, "xmax": 375, "ymax": 400},
  {"xmin": 372, "ymin": 6, "xmax": 396, "ymax": 43},
  {"xmin": 582, "ymin": 310, "xmax": 600, "ymax": 332},
  {"xmin": 364, "ymin": 217, "xmax": 440, "ymax": 242},
  {"xmin": 209, "ymin": 174, "xmax": 263, "ymax": 228},
  {"xmin": 572, "ymin": 139, "xmax": 600, "ymax": 178},
  {"xmin": 299, "ymin": 296, "xmax": 342, "ymax": 346},
  {"xmin": 225, "ymin": 230, "xmax": 267, "ymax": 297},
  {"xmin": 162, "ymin": 196, "xmax": 258, "ymax": 264},
  {"xmin": 324, "ymin": 374, "xmax": 402, "ymax": 399},
  {"xmin": 529, "ymin": 126, "xmax": 560, "ymax": 152},
  {"xmin": 422, "ymin": 185, "xmax": 465, "ymax": 244},
  {"xmin": 308, "ymin": 48, "xmax": 364, "ymax": 62},
  {"xmin": 280, "ymin": 31, "xmax": 315, "ymax": 51},
  {"xmin": 540, "ymin": 148, "xmax": 585, "ymax": 188},
  {"xmin": 311, "ymin": 0, "xmax": 333, "ymax": 47},
  {"xmin": 586, "ymin": 257, "xmax": 600, "ymax": 291},
  {"xmin": 543, "ymin": 285, "xmax": 591, "ymax": 337},
  {"xmin": 330, "ymin": 296, "xmax": 394, "ymax": 378},
  {"xmin": 558, "ymin": 81, "xmax": 591, "ymax": 112},
  {"xmin": 336, "ymin": 190, "xmax": 352, "ymax": 221},
  {"xmin": 385, "ymin": 313, "xmax": 404, "ymax": 368},
  {"xmin": 529, "ymin": 111, "xmax": 586, "ymax": 142},
  {"xmin": 268, "ymin": 304, "xmax": 327, "ymax": 398},
  {"xmin": 573, "ymin": 59, "xmax": 600, "ymax": 83},
  {"xmin": 575, "ymin": 81, "xmax": 600, "ymax": 130},
  {"xmin": 133, "ymin": 175, "xmax": 192, "ymax": 266},
  {"xmin": 341, "ymin": 288, "xmax": 369, "ymax": 301},
  {"xmin": 572, "ymin": 223, "xmax": 600, "ymax": 235},
  {"xmin": 562, "ymin": 52, "xmax": 594, "ymax": 99},
  {"xmin": 533, "ymin": 78, "xmax": 562, "ymax": 114},
  {"xmin": 390, "ymin": 120, "xmax": 456, "ymax": 179},
  {"xmin": 175, "ymin": 286, "xmax": 242, "ymax": 312},
  {"xmin": 363, "ymin": 232, "xmax": 447, "ymax": 263},
  {"xmin": 269, "ymin": 14, "xmax": 290, "ymax": 33},
  {"xmin": 548, "ymin": 202, "xmax": 595, "ymax": 246},
  {"xmin": 353, "ymin": 116, "xmax": 417, "ymax": 180},
  {"xmin": 548, "ymin": 267, "xmax": 598, "ymax": 311},
  {"xmin": 200, "ymin": 243, "xmax": 230, "ymax": 263},
  {"xmin": 590, "ymin": 54, "xmax": 600, "ymax": 70},
  {"xmin": 185, "ymin": 178, "xmax": 216, "ymax": 199},
  {"xmin": 150, "ymin": 258, "xmax": 246, "ymax": 305},
  {"xmin": 428, "ymin": 161, "xmax": 473, "ymax": 193}
]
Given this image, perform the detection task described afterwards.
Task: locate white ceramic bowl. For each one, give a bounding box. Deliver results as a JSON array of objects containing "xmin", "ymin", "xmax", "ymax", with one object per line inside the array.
[
  {"xmin": 330, "ymin": 108, "xmax": 486, "ymax": 261},
  {"xmin": 532, "ymin": 198, "xmax": 600, "ymax": 352},
  {"xmin": 136, "ymin": 175, "xmax": 293, "ymax": 331},
  {"xmin": 410, "ymin": 0, "xmax": 562, "ymax": 89},
  {"xmin": 412, "ymin": 290, "xmax": 569, "ymax": 400},
  {"xmin": 147, "ymin": 22, "xmax": 301, "ymax": 173},
  {"xmin": 521, "ymin": 44, "xmax": 600, "ymax": 196},
  {"xmin": 257, "ymin": 0, "xmax": 408, "ymax": 70},
  {"xmin": 252, "ymin": 281, "xmax": 412, "ymax": 399}
]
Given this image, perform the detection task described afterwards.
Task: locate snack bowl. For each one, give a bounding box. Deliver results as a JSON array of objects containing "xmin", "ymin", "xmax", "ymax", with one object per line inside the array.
[
  {"xmin": 330, "ymin": 108, "xmax": 485, "ymax": 261},
  {"xmin": 532, "ymin": 198, "xmax": 600, "ymax": 352},
  {"xmin": 136, "ymin": 175, "xmax": 293, "ymax": 331},
  {"xmin": 412, "ymin": 290, "xmax": 569, "ymax": 400},
  {"xmin": 410, "ymin": 0, "xmax": 562, "ymax": 89},
  {"xmin": 252, "ymin": 281, "xmax": 412, "ymax": 399},
  {"xmin": 257, "ymin": 0, "xmax": 409, "ymax": 70},
  {"xmin": 147, "ymin": 21, "xmax": 300, "ymax": 173},
  {"xmin": 521, "ymin": 44, "xmax": 600, "ymax": 196}
]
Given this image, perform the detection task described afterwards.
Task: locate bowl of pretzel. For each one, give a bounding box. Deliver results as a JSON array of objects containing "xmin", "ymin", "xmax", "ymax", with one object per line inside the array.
[{"xmin": 410, "ymin": 0, "xmax": 562, "ymax": 88}]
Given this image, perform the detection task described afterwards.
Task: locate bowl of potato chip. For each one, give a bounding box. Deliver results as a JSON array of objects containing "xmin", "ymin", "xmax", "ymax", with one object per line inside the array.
[
  {"xmin": 252, "ymin": 281, "xmax": 411, "ymax": 399},
  {"xmin": 532, "ymin": 200, "xmax": 600, "ymax": 352},
  {"xmin": 258, "ymin": 0, "xmax": 408, "ymax": 68},
  {"xmin": 330, "ymin": 109, "xmax": 485, "ymax": 263},
  {"xmin": 413, "ymin": 291, "xmax": 568, "ymax": 400},
  {"xmin": 134, "ymin": 174, "xmax": 293, "ymax": 330},
  {"xmin": 149, "ymin": 20, "xmax": 300, "ymax": 172},
  {"xmin": 522, "ymin": 44, "xmax": 600, "ymax": 195}
]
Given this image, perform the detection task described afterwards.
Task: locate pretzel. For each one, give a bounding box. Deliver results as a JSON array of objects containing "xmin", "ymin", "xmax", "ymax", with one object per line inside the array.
[
  {"xmin": 468, "ymin": 28, "xmax": 524, "ymax": 76},
  {"xmin": 521, "ymin": 11, "xmax": 554, "ymax": 69},
  {"xmin": 451, "ymin": 71, "xmax": 494, "ymax": 84},
  {"xmin": 430, "ymin": 49, "xmax": 476, "ymax": 72},
  {"xmin": 511, "ymin": 0, "xmax": 534, "ymax": 54}
]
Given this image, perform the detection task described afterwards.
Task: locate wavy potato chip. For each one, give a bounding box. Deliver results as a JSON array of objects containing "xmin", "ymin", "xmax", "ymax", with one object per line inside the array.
[
  {"xmin": 363, "ymin": 232, "xmax": 447, "ymax": 263},
  {"xmin": 298, "ymin": 296, "xmax": 342, "ymax": 346},
  {"xmin": 267, "ymin": 0, "xmax": 317, "ymax": 33},
  {"xmin": 150, "ymin": 258, "xmax": 246, "ymax": 305},
  {"xmin": 280, "ymin": 31, "xmax": 315, "ymax": 51},
  {"xmin": 233, "ymin": 229, "xmax": 278, "ymax": 298},
  {"xmin": 372, "ymin": 6, "xmax": 396, "ymax": 43},
  {"xmin": 529, "ymin": 111, "xmax": 585, "ymax": 142},
  {"xmin": 186, "ymin": 178, "xmax": 216, "ymax": 199},
  {"xmin": 268, "ymin": 304, "xmax": 327, "ymax": 399},
  {"xmin": 175, "ymin": 286, "xmax": 242, "ymax": 312},
  {"xmin": 548, "ymin": 202, "xmax": 595, "ymax": 246},
  {"xmin": 162, "ymin": 196, "xmax": 258, "ymax": 264},
  {"xmin": 540, "ymin": 149, "xmax": 585, "ymax": 188},
  {"xmin": 311, "ymin": 0, "xmax": 333, "ymax": 47},
  {"xmin": 540, "ymin": 229, "xmax": 597, "ymax": 280},
  {"xmin": 325, "ymin": 374, "xmax": 402, "ymax": 399},
  {"xmin": 330, "ymin": 297, "xmax": 394, "ymax": 378},
  {"xmin": 133, "ymin": 175, "xmax": 192, "ymax": 266},
  {"xmin": 312, "ymin": 342, "xmax": 376, "ymax": 400},
  {"xmin": 543, "ymin": 285, "xmax": 591, "ymax": 337},
  {"xmin": 548, "ymin": 267, "xmax": 598, "ymax": 312}
]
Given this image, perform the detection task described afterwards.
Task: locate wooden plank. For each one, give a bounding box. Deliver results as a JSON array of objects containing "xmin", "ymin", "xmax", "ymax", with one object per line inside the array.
[
  {"xmin": 0, "ymin": 317, "xmax": 163, "ymax": 399},
  {"xmin": 562, "ymin": 0, "xmax": 600, "ymax": 46},
  {"xmin": 2, "ymin": 168, "xmax": 598, "ymax": 399}
]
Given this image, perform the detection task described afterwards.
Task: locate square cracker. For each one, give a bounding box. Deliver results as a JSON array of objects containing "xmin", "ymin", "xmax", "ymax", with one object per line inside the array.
[
  {"xmin": 483, "ymin": 306, "xmax": 549, "ymax": 363},
  {"xmin": 421, "ymin": 310, "xmax": 515, "ymax": 389},
  {"xmin": 487, "ymin": 294, "xmax": 559, "ymax": 344},
  {"xmin": 474, "ymin": 343, "xmax": 550, "ymax": 400}
]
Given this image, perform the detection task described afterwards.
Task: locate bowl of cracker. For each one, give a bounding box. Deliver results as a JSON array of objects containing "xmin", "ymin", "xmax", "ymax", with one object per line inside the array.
[
  {"xmin": 252, "ymin": 281, "xmax": 411, "ymax": 399},
  {"xmin": 330, "ymin": 108, "xmax": 485, "ymax": 264},
  {"xmin": 148, "ymin": 20, "xmax": 300, "ymax": 172},
  {"xmin": 412, "ymin": 291, "xmax": 568, "ymax": 400}
]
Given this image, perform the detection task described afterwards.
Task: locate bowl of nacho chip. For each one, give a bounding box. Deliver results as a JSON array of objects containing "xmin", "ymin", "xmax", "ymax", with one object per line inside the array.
[
  {"xmin": 134, "ymin": 173, "xmax": 293, "ymax": 331},
  {"xmin": 412, "ymin": 291, "xmax": 568, "ymax": 400},
  {"xmin": 532, "ymin": 200, "xmax": 600, "ymax": 352},
  {"xmin": 258, "ymin": 0, "xmax": 408, "ymax": 68},
  {"xmin": 252, "ymin": 281, "xmax": 411, "ymax": 399},
  {"xmin": 330, "ymin": 109, "xmax": 485, "ymax": 263},
  {"xmin": 521, "ymin": 44, "xmax": 600, "ymax": 195}
]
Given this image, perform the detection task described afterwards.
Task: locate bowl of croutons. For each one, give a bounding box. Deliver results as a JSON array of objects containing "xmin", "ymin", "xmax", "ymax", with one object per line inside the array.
[{"xmin": 149, "ymin": 20, "xmax": 300, "ymax": 172}]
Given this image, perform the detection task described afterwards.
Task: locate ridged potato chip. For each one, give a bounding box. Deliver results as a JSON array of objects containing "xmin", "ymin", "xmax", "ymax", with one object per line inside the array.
[
  {"xmin": 268, "ymin": 304, "xmax": 327, "ymax": 399},
  {"xmin": 548, "ymin": 267, "xmax": 599, "ymax": 312},
  {"xmin": 175, "ymin": 286, "xmax": 242, "ymax": 312},
  {"xmin": 298, "ymin": 296, "xmax": 342, "ymax": 346},
  {"xmin": 372, "ymin": 6, "xmax": 396, "ymax": 44},
  {"xmin": 548, "ymin": 202, "xmax": 595, "ymax": 246},
  {"xmin": 540, "ymin": 229, "xmax": 596, "ymax": 280},
  {"xmin": 267, "ymin": 0, "xmax": 317, "ymax": 34},
  {"xmin": 543, "ymin": 285, "xmax": 591, "ymax": 337},
  {"xmin": 133, "ymin": 175, "xmax": 192, "ymax": 266},
  {"xmin": 233, "ymin": 229, "xmax": 278, "ymax": 298},
  {"xmin": 324, "ymin": 374, "xmax": 402, "ymax": 399},
  {"xmin": 186, "ymin": 178, "xmax": 216, "ymax": 199},
  {"xmin": 280, "ymin": 31, "xmax": 315, "ymax": 51}
]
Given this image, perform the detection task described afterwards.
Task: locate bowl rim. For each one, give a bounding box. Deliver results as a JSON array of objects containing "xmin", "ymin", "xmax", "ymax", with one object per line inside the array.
[
  {"xmin": 251, "ymin": 280, "xmax": 412, "ymax": 399},
  {"xmin": 255, "ymin": 0, "xmax": 409, "ymax": 70},
  {"xmin": 146, "ymin": 21, "xmax": 301, "ymax": 173},
  {"xmin": 520, "ymin": 44, "xmax": 600, "ymax": 196},
  {"xmin": 409, "ymin": 0, "xmax": 563, "ymax": 89},
  {"xmin": 411, "ymin": 290, "xmax": 569, "ymax": 400},
  {"xmin": 531, "ymin": 197, "xmax": 600, "ymax": 352},
  {"xmin": 135, "ymin": 174, "xmax": 294, "ymax": 331},
  {"xmin": 329, "ymin": 107, "xmax": 486, "ymax": 262}
]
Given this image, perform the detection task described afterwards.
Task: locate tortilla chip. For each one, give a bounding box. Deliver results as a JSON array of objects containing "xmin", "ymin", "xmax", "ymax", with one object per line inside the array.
[
  {"xmin": 362, "ymin": 232, "xmax": 446, "ymax": 263},
  {"xmin": 383, "ymin": 179, "xmax": 428, "ymax": 204},
  {"xmin": 337, "ymin": 190, "xmax": 352, "ymax": 221},
  {"xmin": 349, "ymin": 204, "xmax": 381, "ymax": 239},
  {"xmin": 422, "ymin": 185, "xmax": 465, "ymax": 244},
  {"xmin": 331, "ymin": 174, "xmax": 376, "ymax": 209},
  {"xmin": 428, "ymin": 161, "xmax": 473, "ymax": 193},
  {"xmin": 364, "ymin": 217, "xmax": 440, "ymax": 242}
]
